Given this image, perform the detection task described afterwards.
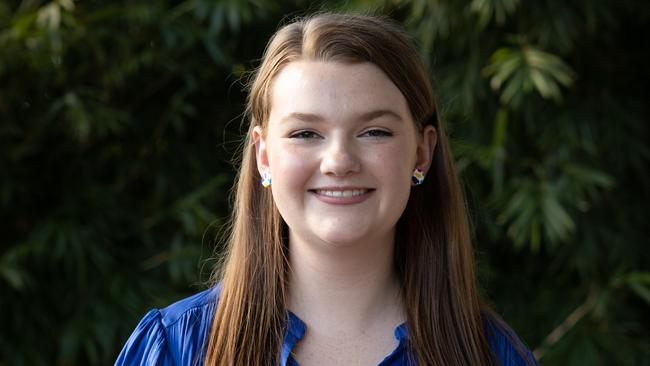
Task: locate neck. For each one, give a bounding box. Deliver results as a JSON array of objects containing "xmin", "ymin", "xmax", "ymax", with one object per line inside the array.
[{"xmin": 287, "ymin": 230, "xmax": 404, "ymax": 334}]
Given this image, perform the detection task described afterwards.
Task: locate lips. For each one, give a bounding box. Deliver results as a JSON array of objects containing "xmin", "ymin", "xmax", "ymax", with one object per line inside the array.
[
  {"xmin": 314, "ymin": 189, "xmax": 370, "ymax": 197},
  {"xmin": 309, "ymin": 187, "xmax": 375, "ymax": 205}
]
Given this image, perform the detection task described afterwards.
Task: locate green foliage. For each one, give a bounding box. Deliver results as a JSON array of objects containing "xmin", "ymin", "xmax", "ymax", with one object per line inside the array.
[
  {"xmin": 1, "ymin": 0, "xmax": 648, "ymax": 365},
  {"xmin": 483, "ymin": 43, "xmax": 575, "ymax": 105}
]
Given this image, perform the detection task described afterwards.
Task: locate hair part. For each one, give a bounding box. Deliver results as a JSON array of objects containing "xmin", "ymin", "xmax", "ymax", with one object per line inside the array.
[{"xmin": 205, "ymin": 12, "xmax": 529, "ymax": 366}]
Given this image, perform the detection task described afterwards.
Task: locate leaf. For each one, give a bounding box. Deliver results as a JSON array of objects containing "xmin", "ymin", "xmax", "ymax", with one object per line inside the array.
[
  {"xmin": 563, "ymin": 164, "xmax": 615, "ymax": 188},
  {"xmin": 37, "ymin": 2, "xmax": 61, "ymax": 30},
  {"xmin": 541, "ymin": 190, "xmax": 575, "ymax": 241},
  {"xmin": 0, "ymin": 263, "xmax": 25, "ymax": 289},
  {"xmin": 470, "ymin": 0, "xmax": 520, "ymax": 27},
  {"xmin": 626, "ymin": 272, "xmax": 650, "ymax": 284},
  {"xmin": 530, "ymin": 69, "xmax": 559, "ymax": 100},
  {"xmin": 620, "ymin": 272, "xmax": 650, "ymax": 305},
  {"xmin": 484, "ymin": 43, "xmax": 575, "ymax": 105},
  {"xmin": 628, "ymin": 283, "xmax": 650, "ymax": 305}
]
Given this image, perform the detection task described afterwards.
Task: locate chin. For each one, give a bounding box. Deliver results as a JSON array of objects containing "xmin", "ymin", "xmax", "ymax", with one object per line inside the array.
[
  {"xmin": 319, "ymin": 236, "xmax": 363, "ymax": 248},
  {"xmin": 314, "ymin": 229, "xmax": 375, "ymax": 248}
]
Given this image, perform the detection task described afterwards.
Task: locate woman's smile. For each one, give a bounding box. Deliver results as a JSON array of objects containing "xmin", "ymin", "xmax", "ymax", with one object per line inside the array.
[{"xmin": 309, "ymin": 187, "xmax": 376, "ymax": 205}]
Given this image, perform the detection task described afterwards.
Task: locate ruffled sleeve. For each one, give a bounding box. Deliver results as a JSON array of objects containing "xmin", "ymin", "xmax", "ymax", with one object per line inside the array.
[
  {"xmin": 115, "ymin": 309, "xmax": 173, "ymax": 366},
  {"xmin": 115, "ymin": 287, "xmax": 219, "ymax": 366}
]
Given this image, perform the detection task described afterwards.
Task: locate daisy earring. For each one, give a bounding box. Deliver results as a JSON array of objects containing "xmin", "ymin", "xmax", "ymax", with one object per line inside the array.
[
  {"xmin": 411, "ymin": 167, "xmax": 425, "ymax": 185},
  {"xmin": 261, "ymin": 171, "xmax": 272, "ymax": 188}
]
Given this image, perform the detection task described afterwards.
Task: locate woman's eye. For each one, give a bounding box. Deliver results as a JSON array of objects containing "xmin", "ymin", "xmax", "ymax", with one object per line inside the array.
[
  {"xmin": 289, "ymin": 130, "xmax": 320, "ymax": 139},
  {"xmin": 361, "ymin": 129, "xmax": 393, "ymax": 137}
]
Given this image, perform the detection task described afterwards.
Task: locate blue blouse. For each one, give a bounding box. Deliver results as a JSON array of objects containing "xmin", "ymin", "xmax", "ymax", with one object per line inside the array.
[{"xmin": 115, "ymin": 286, "xmax": 538, "ymax": 365}]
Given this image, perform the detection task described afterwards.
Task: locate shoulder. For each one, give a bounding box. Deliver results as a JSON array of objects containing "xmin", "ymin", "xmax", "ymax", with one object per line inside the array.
[
  {"xmin": 482, "ymin": 310, "xmax": 539, "ymax": 366},
  {"xmin": 115, "ymin": 285, "xmax": 221, "ymax": 366},
  {"xmin": 158, "ymin": 285, "xmax": 221, "ymax": 328}
]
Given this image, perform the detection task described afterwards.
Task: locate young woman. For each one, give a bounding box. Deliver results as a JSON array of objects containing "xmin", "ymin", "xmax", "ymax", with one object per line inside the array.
[{"xmin": 116, "ymin": 13, "xmax": 539, "ymax": 366}]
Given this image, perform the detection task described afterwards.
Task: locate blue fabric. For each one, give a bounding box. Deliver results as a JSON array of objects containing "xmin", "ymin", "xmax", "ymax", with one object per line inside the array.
[{"xmin": 115, "ymin": 286, "xmax": 538, "ymax": 366}]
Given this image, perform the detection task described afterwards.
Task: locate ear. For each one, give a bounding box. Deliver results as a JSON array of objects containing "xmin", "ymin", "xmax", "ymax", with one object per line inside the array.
[
  {"xmin": 415, "ymin": 125, "xmax": 437, "ymax": 174},
  {"xmin": 252, "ymin": 126, "xmax": 269, "ymax": 175}
]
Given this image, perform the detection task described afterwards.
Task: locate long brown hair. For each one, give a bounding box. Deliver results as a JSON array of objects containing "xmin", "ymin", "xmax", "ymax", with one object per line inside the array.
[{"xmin": 205, "ymin": 13, "xmax": 519, "ymax": 366}]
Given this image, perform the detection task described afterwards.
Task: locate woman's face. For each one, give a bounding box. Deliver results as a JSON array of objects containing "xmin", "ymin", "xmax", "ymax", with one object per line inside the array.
[{"xmin": 253, "ymin": 61, "xmax": 436, "ymax": 248}]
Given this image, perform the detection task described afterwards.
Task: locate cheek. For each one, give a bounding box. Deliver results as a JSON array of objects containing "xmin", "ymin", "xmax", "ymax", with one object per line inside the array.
[
  {"xmin": 371, "ymin": 144, "xmax": 416, "ymax": 180},
  {"xmin": 268, "ymin": 145, "xmax": 316, "ymax": 194}
]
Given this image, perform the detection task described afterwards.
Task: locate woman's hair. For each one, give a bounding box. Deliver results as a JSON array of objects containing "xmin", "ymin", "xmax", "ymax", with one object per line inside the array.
[{"xmin": 204, "ymin": 12, "xmax": 527, "ymax": 366}]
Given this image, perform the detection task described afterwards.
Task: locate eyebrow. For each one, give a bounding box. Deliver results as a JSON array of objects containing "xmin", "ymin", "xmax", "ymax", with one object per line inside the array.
[{"xmin": 281, "ymin": 109, "xmax": 403, "ymax": 123}]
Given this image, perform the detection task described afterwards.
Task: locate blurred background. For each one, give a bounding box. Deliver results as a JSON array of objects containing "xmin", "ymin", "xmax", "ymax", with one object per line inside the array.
[{"xmin": 1, "ymin": 0, "xmax": 648, "ymax": 365}]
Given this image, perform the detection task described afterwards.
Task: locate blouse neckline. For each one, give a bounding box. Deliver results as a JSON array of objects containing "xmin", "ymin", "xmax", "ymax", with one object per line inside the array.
[{"xmin": 281, "ymin": 310, "xmax": 409, "ymax": 366}]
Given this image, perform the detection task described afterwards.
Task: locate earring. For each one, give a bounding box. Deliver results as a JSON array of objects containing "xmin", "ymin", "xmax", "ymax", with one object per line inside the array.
[
  {"xmin": 261, "ymin": 171, "xmax": 272, "ymax": 188},
  {"xmin": 412, "ymin": 167, "xmax": 425, "ymax": 185}
]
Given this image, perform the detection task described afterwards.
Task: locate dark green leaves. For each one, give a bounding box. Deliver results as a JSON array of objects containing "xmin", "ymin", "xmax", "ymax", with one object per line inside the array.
[{"xmin": 1, "ymin": 1, "xmax": 647, "ymax": 365}]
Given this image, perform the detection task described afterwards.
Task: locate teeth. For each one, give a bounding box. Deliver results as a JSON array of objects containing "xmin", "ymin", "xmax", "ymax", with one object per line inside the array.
[{"xmin": 316, "ymin": 189, "xmax": 369, "ymax": 197}]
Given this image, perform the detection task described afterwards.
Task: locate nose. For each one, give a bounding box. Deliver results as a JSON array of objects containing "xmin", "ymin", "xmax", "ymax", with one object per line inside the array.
[{"xmin": 320, "ymin": 136, "xmax": 361, "ymax": 177}]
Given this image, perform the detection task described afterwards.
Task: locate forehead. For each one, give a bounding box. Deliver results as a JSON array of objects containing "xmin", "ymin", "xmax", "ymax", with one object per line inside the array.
[{"xmin": 268, "ymin": 61, "xmax": 412, "ymax": 124}]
